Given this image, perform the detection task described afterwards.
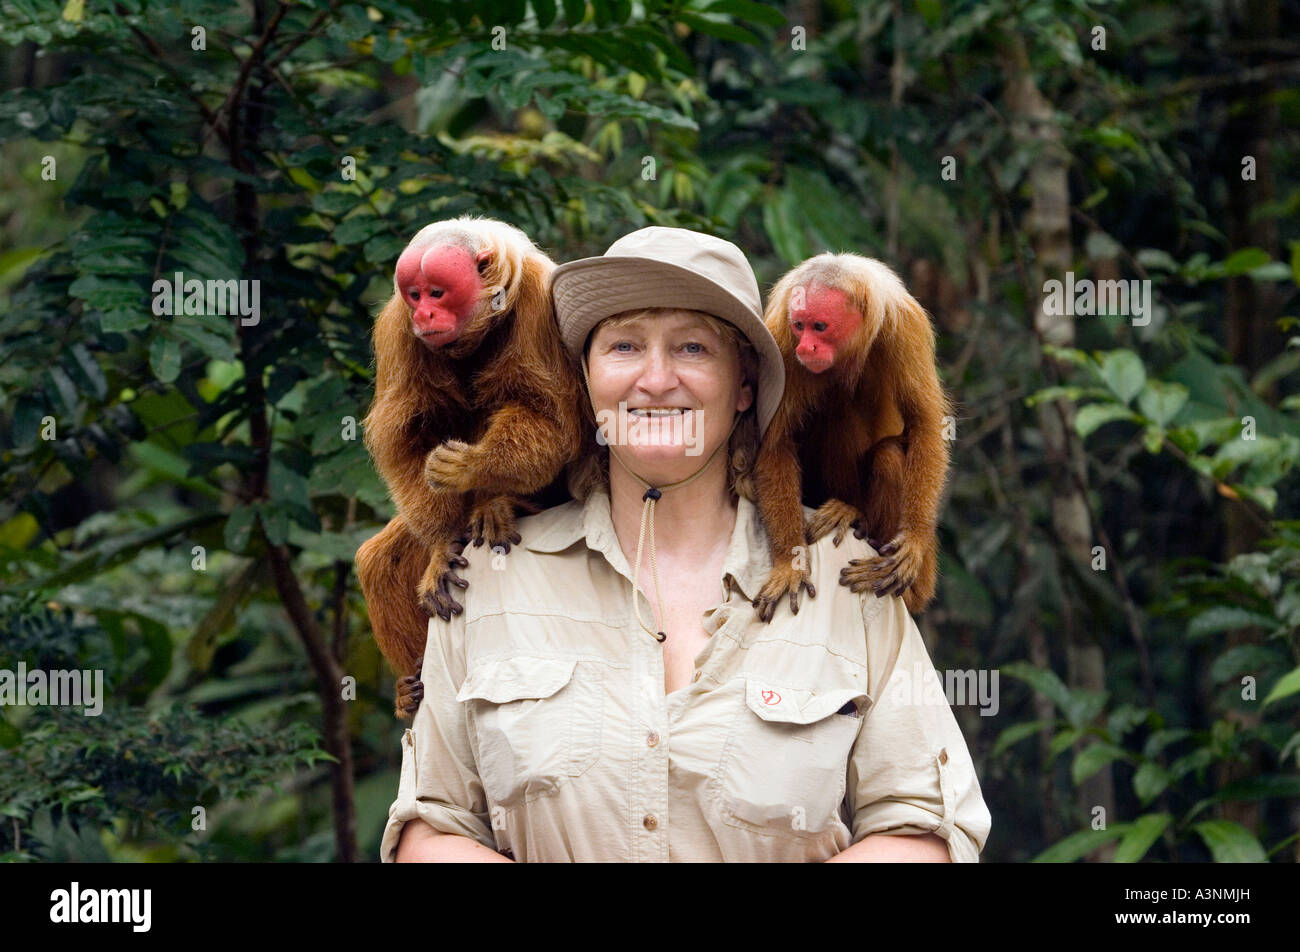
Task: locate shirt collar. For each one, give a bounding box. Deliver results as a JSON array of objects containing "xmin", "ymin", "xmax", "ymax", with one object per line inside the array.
[{"xmin": 522, "ymin": 487, "xmax": 771, "ymax": 602}]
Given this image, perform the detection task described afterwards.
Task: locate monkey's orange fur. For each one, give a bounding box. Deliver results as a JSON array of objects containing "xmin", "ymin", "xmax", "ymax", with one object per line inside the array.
[
  {"xmin": 354, "ymin": 218, "xmax": 583, "ymax": 716},
  {"xmin": 752, "ymin": 253, "xmax": 951, "ymax": 621}
]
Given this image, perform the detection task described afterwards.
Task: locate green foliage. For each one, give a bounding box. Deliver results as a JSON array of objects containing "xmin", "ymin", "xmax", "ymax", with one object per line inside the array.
[{"xmin": 0, "ymin": 0, "xmax": 758, "ymax": 860}]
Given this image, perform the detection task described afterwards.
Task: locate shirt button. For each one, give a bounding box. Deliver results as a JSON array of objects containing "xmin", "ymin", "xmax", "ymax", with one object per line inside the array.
[
  {"xmin": 646, "ymin": 730, "xmax": 659, "ymax": 747},
  {"xmin": 643, "ymin": 814, "xmax": 659, "ymax": 831},
  {"xmin": 939, "ymin": 748, "xmax": 949, "ymax": 764}
]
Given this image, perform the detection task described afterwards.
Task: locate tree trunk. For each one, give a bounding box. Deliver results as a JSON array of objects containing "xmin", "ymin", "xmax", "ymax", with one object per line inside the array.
[{"xmin": 998, "ymin": 29, "xmax": 1116, "ymax": 858}]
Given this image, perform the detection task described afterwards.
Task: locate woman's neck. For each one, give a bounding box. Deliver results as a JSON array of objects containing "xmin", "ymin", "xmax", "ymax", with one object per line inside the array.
[{"xmin": 606, "ymin": 451, "xmax": 738, "ymax": 563}]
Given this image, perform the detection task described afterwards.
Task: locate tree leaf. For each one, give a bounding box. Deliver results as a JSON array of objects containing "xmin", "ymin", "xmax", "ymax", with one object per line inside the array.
[
  {"xmin": 1098, "ymin": 350, "xmax": 1146, "ymax": 404},
  {"xmin": 1075, "ymin": 402, "xmax": 1140, "ymax": 438},
  {"xmin": 1220, "ymin": 248, "xmax": 1270, "ymax": 276},
  {"xmin": 1194, "ymin": 820, "xmax": 1267, "ymax": 862},
  {"xmin": 1263, "ymin": 666, "xmax": 1300, "ymax": 706},
  {"xmin": 149, "ymin": 334, "xmax": 182, "ymax": 383},
  {"xmin": 1133, "ymin": 762, "xmax": 1170, "ymax": 804},
  {"xmin": 1187, "ymin": 606, "xmax": 1278, "ymax": 639},
  {"xmin": 705, "ymin": 0, "xmax": 786, "ymax": 28},
  {"xmin": 1115, "ymin": 813, "xmax": 1170, "ymax": 863},
  {"xmin": 1136, "ymin": 380, "xmax": 1188, "ymax": 427},
  {"xmin": 224, "ymin": 506, "xmax": 257, "ymax": 554},
  {"xmin": 992, "ymin": 719, "xmax": 1050, "ymax": 758},
  {"xmin": 1072, "ymin": 742, "xmax": 1128, "ymax": 786},
  {"xmin": 1031, "ymin": 825, "xmax": 1128, "ymax": 863},
  {"xmin": 676, "ymin": 10, "xmax": 760, "ymax": 44}
]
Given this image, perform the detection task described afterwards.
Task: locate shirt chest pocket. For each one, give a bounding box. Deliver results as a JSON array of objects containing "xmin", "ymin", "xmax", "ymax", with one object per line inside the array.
[
  {"xmin": 457, "ymin": 657, "xmax": 603, "ymax": 808},
  {"xmin": 712, "ymin": 676, "xmax": 869, "ymax": 838}
]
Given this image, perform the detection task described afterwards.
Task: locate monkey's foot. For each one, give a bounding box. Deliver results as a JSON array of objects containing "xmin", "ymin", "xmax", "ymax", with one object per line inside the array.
[
  {"xmin": 840, "ymin": 532, "xmax": 925, "ymax": 600},
  {"xmin": 395, "ymin": 674, "xmax": 424, "ymax": 720},
  {"xmin": 417, "ymin": 542, "xmax": 470, "ymax": 620},
  {"xmin": 752, "ymin": 563, "xmax": 817, "ymax": 624},
  {"xmin": 806, "ymin": 499, "xmax": 864, "ymax": 547},
  {"xmin": 424, "ymin": 439, "xmax": 480, "ymax": 493},
  {"xmin": 468, "ymin": 496, "xmax": 524, "ymax": 552}
]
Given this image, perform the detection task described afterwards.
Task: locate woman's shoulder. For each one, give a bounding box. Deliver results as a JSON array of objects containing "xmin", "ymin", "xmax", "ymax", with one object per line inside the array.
[
  {"xmin": 454, "ymin": 498, "xmax": 588, "ymax": 598},
  {"xmin": 797, "ymin": 505, "xmax": 899, "ymax": 640},
  {"xmin": 515, "ymin": 498, "xmax": 586, "ymax": 543}
]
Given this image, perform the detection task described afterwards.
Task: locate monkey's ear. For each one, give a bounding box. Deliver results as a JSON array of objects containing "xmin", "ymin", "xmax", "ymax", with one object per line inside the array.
[{"xmin": 476, "ymin": 249, "xmax": 492, "ymax": 275}]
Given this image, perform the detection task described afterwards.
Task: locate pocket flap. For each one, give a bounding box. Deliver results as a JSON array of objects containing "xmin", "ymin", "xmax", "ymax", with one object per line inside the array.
[
  {"xmin": 456, "ymin": 657, "xmax": 577, "ymax": 704},
  {"xmin": 743, "ymin": 676, "xmax": 870, "ymax": 724}
]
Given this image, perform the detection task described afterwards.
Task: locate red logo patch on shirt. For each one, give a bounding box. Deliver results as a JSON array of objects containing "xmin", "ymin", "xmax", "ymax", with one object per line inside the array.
[{"xmin": 761, "ymin": 689, "xmax": 781, "ymax": 705}]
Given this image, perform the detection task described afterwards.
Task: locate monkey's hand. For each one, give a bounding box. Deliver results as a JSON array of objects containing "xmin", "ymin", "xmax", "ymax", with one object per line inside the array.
[
  {"xmin": 417, "ymin": 538, "xmax": 470, "ymax": 620},
  {"xmin": 840, "ymin": 531, "xmax": 925, "ymax": 600},
  {"xmin": 424, "ymin": 440, "xmax": 481, "ymax": 494},
  {"xmin": 468, "ymin": 496, "xmax": 525, "ymax": 552},
  {"xmin": 395, "ymin": 674, "xmax": 424, "ymax": 720},
  {"xmin": 806, "ymin": 499, "xmax": 864, "ymax": 547},
  {"xmin": 752, "ymin": 563, "xmax": 817, "ymax": 624}
]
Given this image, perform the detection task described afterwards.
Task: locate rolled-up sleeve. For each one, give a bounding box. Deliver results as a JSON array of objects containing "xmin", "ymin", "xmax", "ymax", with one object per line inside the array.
[
  {"xmin": 846, "ymin": 593, "xmax": 992, "ymax": 863},
  {"xmin": 379, "ymin": 614, "xmax": 497, "ymax": 862}
]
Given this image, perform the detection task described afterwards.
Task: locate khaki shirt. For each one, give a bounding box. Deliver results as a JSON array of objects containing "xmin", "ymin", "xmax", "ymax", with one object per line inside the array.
[{"xmin": 380, "ymin": 487, "xmax": 991, "ymax": 862}]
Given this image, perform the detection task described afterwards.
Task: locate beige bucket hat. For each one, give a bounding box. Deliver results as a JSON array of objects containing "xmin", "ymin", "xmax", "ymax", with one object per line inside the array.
[{"xmin": 550, "ymin": 226, "xmax": 785, "ymax": 437}]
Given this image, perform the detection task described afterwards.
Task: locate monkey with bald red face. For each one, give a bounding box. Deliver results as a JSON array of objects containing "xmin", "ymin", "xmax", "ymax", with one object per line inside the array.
[
  {"xmin": 751, "ymin": 253, "xmax": 951, "ymax": 622},
  {"xmin": 355, "ymin": 217, "xmax": 583, "ymax": 717}
]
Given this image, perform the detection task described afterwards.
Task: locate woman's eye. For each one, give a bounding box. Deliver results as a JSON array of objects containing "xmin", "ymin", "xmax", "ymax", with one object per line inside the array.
[
  {"xmin": 613, "ymin": 341, "xmax": 634, "ymax": 352},
  {"xmin": 682, "ymin": 341, "xmax": 705, "ymax": 354}
]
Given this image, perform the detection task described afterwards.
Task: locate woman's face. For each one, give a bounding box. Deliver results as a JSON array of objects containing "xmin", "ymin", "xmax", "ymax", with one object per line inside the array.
[{"xmin": 586, "ymin": 310, "xmax": 754, "ymax": 485}]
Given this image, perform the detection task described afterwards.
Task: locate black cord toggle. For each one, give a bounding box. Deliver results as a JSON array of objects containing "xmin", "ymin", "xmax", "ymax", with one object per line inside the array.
[
  {"xmin": 643, "ymin": 487, "xmax": 662, "ymax": 501},
  {"xmin": 655, "ymin": 630, "xmax": 667, "ymax": 642}
]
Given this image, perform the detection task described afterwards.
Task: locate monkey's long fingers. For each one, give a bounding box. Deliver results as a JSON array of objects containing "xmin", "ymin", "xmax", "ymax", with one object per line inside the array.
[
  {"xmin": 425, "ymin": 440, "xmax": 477, "ymax": 492},
  {"xmin": 752, "ymin": 594, "xmax": 776, "ymax": 624},
  {"xmin": 787, "ymin": 577, "xmax": 816, "ymax": 616},
  {"xmin": 850, "ymin": 520, "xmax": 880, "ymax": 547},
  {"xmin": 395, "ymin": 676, "xmax": 425, "ymax": 720},
  {"xmin": 878, "ymin": 533, "xmax": 907, "ymax": 557}
]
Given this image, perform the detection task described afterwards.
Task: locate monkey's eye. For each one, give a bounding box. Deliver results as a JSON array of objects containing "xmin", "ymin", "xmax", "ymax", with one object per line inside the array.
[
  {"xmin": 408, "ymin": 289, "xmax": 420, "ymax": 300},
  {"xmin": 813, "ymin": 321, "xmax": 827, "ymax": 332},
  {"xmin": 792, "ymin": 321, "xmax": 803, "ymax": 331},
  {"xmin": 430, "ymin": 288, "xmax": 444, "ymax": 299}
]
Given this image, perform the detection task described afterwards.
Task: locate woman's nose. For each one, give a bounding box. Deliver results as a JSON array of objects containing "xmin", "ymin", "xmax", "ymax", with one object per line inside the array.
[{"xmin": 636, "ymin": 346, "xmax": 678, "ymax": 392}]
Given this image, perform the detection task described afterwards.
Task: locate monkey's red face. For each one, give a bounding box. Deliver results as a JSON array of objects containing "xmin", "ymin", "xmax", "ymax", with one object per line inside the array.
[
  {"xmin": 394, "ymin": 242, "xmax": 491, "ymax": 350},
  {"xmin": 790, "ymin": 282, "xmax": 861, "ymax": 374}
]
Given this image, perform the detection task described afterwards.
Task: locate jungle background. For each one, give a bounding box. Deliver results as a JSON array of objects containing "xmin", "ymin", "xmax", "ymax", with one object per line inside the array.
[{"xmin": 0, "ymin": 0, "xmax": 1297, "ymax": 863}]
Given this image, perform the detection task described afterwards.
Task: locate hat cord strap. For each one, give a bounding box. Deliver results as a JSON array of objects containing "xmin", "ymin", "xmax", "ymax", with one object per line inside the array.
[{"xmin": 581, "ymin": 356, "xmax": 741, "ymax": 645}]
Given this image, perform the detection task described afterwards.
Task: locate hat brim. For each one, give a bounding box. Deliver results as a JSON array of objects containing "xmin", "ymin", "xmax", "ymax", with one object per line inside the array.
[{"xmin": 551, "ymin": 255, "xmax": 784, "ymax": 437}]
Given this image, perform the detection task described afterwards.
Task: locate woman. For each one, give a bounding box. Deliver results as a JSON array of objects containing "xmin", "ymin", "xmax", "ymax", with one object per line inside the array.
[{"xmin": 381, "ymin": 227, "xmax": 991, "ymax": 862}]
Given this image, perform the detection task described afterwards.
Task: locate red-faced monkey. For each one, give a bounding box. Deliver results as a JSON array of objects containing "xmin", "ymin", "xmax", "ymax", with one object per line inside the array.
[
  {"xmin": 752, "ymin": 253, "xmax": 951, "ymax": 621},
  {"xmin": 355, "ymin": 217, "xmax": 583, "ymax": 717}
]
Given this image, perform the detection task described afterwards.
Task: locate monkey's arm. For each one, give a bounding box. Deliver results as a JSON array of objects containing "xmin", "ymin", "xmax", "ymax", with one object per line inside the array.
[
  {"xmin": 841, "ymin": 328, "xmax": 949, "ymax": 611},
  {"xmin": 423, "ymin": 399, "xmax": 576, "ymax": 497}
]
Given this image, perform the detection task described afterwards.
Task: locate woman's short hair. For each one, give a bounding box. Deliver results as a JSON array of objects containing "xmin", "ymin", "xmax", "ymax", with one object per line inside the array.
[{"xmin": 571, "ymin": 307, "xmax": 761, "ymax": 502}]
